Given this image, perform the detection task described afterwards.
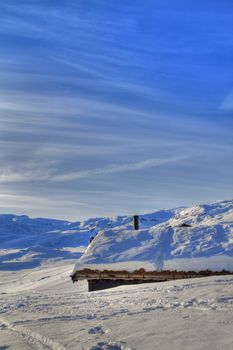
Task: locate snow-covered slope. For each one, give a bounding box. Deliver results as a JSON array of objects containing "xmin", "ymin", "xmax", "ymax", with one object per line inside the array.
[
  {"xmin": 73, "ymin": 200, "xmax": 233, "ymax": 273},
  {"xmin": 1, "ymin": 200, "xmax": 233, "ymax": 273},
  {"xmin": 0, "ymin": 208, "xmax": 179, "ymax": 271},
  {"xmin": 0, "ymin": 215, "xmax": 88, "ymax": 270}
]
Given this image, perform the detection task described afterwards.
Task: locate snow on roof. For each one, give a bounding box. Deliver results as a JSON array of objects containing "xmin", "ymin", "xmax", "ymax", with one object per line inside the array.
[{"xmin": 72, "ymin": 200, "xmax": 233, "ymax": 274}]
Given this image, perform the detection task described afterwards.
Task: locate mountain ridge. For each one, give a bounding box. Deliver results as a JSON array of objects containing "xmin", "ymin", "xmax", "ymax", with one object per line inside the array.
[{"xmin": 1, "ymin": 199, "xmax": 233, "ymax": 272}]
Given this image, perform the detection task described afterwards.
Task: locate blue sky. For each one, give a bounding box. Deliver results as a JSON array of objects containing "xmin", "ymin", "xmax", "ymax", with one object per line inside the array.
[{"xmin": 0, "ymin": 0, "xmax": 232, "ymax": 220}]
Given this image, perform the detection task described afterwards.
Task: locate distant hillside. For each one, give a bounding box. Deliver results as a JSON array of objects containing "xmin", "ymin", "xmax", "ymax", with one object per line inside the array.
[{"xmin": 0, "ymin": 208, "xmax": 180, "ymax": 270}]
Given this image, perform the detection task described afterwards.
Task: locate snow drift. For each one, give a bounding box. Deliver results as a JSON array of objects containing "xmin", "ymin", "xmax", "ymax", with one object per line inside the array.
[{"xmin": 73, "ymin": 200, "xmax": 233, "ymax": 273}]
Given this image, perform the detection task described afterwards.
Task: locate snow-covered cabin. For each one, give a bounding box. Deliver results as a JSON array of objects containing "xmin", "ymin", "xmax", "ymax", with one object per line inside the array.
[{"xmin": 71, "ymin": 200, "xmax": 233, "ymax": 291}]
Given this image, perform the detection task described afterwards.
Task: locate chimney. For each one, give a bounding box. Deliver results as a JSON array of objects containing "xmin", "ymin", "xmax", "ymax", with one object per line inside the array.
[{"xmin": 133, "ymin": 215, "xmax": 139, "ymax": 230}]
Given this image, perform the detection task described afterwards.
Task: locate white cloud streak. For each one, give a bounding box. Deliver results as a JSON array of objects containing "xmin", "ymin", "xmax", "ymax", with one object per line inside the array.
[
  {"xmin": 0, "ymin": 193, "xmax": 84, "ymax": 209},
  {"xmin": 0, "ymin": 156, "xmax": 184, "ymax": 184},
  {"xmin": 52, "ymin": 156, "xmax": 184, "ymax": 182}
]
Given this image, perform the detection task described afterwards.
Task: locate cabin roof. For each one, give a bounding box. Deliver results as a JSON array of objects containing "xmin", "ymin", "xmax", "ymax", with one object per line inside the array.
[{"xmin": 72, "ymin": 200, "xmax": 233, "ymax": 280}]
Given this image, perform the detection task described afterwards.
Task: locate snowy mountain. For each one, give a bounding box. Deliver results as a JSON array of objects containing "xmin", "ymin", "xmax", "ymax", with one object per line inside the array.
[
  {"xmin": 0, "ymin": 215, "xmax": 87, "ymax": 270},
  {"xmin": 73, "ymin": 199, "xmax": 233, "ymax": 274},
  {"xmin": 0, "ymin": 208, "xmax": 179, "ymax": 270},
  {"xmin": 1, "ymin": 200, "xmax": 233, "ymax": 273}
]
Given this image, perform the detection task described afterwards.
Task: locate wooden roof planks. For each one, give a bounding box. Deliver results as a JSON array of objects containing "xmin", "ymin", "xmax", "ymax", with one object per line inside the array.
[{"xmin": 71, "ymin": 268, "xmax": 233, "ymax": 283}]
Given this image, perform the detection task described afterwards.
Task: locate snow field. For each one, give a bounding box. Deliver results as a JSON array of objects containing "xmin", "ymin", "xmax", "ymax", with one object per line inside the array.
[
  {"xmin": 0, "ymin": 262, "xmax": 233, "ymax": 350},
  {"xmin": 1, "ymin": 200, "xmax": 233, "ymax": 349}
]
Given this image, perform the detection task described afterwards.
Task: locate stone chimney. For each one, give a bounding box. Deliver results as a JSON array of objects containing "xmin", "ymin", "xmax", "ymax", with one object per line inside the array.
[{"xmin": 133, "ymin": 215, "xmax": 139, "ymax": 230}]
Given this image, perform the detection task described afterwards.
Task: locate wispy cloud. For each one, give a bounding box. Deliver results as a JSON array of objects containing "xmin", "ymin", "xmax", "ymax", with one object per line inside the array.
[
  {"xmin": 0, "ymin": 193, "xmax": 84, "ymax": 209},
  {"xmin": 0, "ymin": 156, "xmax": 184, "ymax": 184},
  {"xmin": 52, "ymin": 156, "xmax": 185, "ymax": 182},
  {"xmin": 0, "ymin": 89, "xmax": 162, "ymax": 121},
  {"xmin": 0, "ymin": 161, "xmax": 57, "ymax": 184}
]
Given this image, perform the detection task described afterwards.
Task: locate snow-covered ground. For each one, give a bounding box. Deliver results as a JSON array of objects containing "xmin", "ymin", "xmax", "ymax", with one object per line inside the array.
[
  {"xmin": 0, "ymin": 262, "xmax": 233, "ymax": 350},
  {"xmin": 1, "ymin": 200, "xmax": 233, "ymax": 349},
  {"xmin": 73, "ymin": 200, "xmax": 233, "ymax": 274}
]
